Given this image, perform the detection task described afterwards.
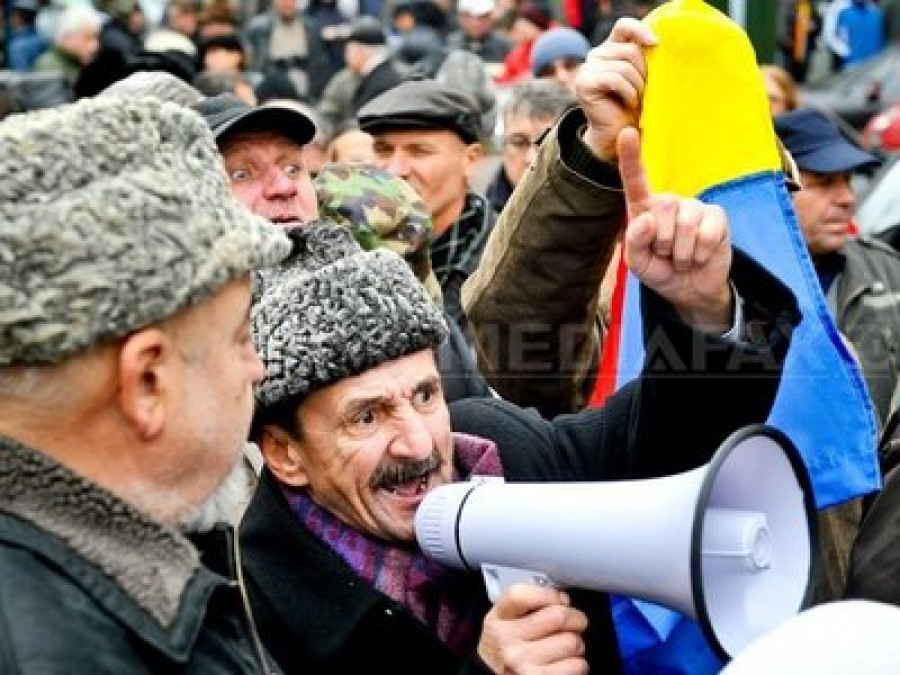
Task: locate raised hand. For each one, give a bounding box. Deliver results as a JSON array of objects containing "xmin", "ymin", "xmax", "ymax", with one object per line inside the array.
[
  {"xmin": 619, "ymin": 127, "xmax": 733, "ymax": 333},
  {"xmin": 575, "ymin": 18, "xmax": 657, "ymax": 162},
  {"xmin": 477, "ymin": 584, "xmax": 588, "ymax": 674}
]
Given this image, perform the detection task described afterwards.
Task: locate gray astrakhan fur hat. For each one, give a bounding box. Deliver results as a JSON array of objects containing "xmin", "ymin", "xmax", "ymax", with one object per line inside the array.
[
  {"xmin": 0, "ymin": 96, "xmax": 291, "ymax": 365},
  {"xmin": 252, "ymin": 222, "xmax": 448, "ymax": 409}
]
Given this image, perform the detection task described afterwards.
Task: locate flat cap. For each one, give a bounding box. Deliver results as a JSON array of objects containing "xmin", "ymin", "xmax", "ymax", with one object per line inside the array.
[
  {"xmin": 347, "ymin": 16, "xmax": 387, "ymax": 45},
  {"xmin": 357, "ymin": 80, "xmax": 483, "ymax": 144},
  {"xmin": 0, "ymin": 96, "xmax": 291, "ymax": 365}
]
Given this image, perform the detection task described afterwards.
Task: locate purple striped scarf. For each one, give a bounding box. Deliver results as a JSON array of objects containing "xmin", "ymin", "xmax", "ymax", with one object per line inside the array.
[{"xmin": 281, "ymin": 432, "xmax": 503, "ymax": 657}]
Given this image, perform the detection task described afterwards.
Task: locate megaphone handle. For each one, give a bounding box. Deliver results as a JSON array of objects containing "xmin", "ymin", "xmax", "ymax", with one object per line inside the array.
[{"xmin": 481, "ymin": 564, "xmax": 556, "ymax": 602}]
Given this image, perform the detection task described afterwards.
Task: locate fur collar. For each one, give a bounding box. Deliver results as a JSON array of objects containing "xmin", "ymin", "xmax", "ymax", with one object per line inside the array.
[{"xmin": 0, "ymin": 436, "xmax": 201, "ymax": 629}]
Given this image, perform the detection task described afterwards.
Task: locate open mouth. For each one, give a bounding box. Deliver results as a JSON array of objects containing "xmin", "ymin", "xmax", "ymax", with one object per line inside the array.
[{"xmin": 384, "ymin": 474, "xmax": 431, "ymax": 499}]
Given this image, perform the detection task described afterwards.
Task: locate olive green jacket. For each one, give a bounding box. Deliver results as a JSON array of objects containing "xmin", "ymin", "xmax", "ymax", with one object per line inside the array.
[{"xmin": 462, "ymin": 107, "xmax": 624, "ymax": 418}]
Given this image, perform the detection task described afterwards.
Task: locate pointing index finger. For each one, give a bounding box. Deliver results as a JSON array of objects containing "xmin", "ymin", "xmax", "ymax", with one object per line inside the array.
[{"xmin": 617, "ymin": 126, "xmax": 652, "ymax": 219}]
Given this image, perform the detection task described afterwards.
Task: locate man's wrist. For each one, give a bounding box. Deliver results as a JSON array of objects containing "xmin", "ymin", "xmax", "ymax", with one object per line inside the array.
[
  {"xmin": 674, "ymin": 284, "xmax": 736, "ymax": 337},
  {"xmin": 580, "ymin": 125, "xmax": 617, "ymax": 164}
]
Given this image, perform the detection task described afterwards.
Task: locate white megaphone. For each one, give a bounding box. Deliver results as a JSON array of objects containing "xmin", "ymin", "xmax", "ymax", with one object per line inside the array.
[{"xmin": 414, "ymin": 424, "xmax": 817, "ymax": 661}]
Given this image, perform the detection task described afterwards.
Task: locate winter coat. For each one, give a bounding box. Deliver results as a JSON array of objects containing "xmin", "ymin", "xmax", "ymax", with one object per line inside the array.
[
  {"xmin": 238, "ymin": 254, "xmax": 799, "ymax": 675},
  {"xmin": 350, "ymin": 58, "xmax": 405, "ymax": 117},
  {"xmin": 826, "ymin": 236, "xmax": 900, "ymax": 425},
  {"xmin": 462, "ymin": 106, "xmax": 625, "ymax": 418},
  {"xmin": 432, "ymin": 192, "xmax": 498, "ymax": 338},
  {"xmin": 244, "ymin": 12, "xmax": 334, "ymax": 103},
  {"xmin": 439, "ymin": 312, "xmax": 494, "ymax": 401},
  {"xmin": 0, "ymin": 436, "xmax": 275, "ymax": 673},
  {"xmin": 847, "ymin": 462, "xmax": 900, "ymax": 604}
]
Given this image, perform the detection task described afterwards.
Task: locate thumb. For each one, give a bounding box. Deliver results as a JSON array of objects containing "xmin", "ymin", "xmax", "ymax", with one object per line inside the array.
[{"xmin": 618, "ymin": 127, "xmax": 652, "ymax": 220}]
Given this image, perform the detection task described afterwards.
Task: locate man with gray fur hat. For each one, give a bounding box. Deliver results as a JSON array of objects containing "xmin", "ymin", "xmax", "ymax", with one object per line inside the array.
[
  {"xmin": 0, "ymin": 96, "xmax": 291, "ymax": 671},
  {"xmin": 238, "ymin": 131, "xmax": 801, "ymax": 674}
]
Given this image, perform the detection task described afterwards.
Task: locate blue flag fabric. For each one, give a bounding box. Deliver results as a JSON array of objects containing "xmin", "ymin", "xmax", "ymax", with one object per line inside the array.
[
  {"xmin": 612, "ymin": 170, "xmax": 881, "ymax": 672},
  {"xmin": 617, "ymin": 171, "xmax": 880, "ymax": 507}
]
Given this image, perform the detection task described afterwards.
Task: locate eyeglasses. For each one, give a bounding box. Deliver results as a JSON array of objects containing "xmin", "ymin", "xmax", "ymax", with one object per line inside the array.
[
  {"xmin": 503, "ymin": 127, "xmax": 551, "ymax": 153},
  {"xmin": 503, "ymin": 134, "xmax": 538, "ymax": 152}
]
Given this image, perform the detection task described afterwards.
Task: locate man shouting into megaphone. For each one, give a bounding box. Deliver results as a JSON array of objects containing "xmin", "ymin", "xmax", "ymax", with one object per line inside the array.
[{"xmin": 238, "ymin": 18, "xmax": 800, "ymax": 675}]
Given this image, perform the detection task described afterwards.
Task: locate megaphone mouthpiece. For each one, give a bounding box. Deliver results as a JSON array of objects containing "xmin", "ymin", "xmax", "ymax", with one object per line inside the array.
[{"xmin": 703, "ymin": 508, "xmax": 772, "ymax": 572}]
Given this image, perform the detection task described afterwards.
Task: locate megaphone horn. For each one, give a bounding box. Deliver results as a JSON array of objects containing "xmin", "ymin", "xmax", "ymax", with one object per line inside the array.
[{"xmin": 414, "ymin": 424, "xmax": 818, "ymax": 660}]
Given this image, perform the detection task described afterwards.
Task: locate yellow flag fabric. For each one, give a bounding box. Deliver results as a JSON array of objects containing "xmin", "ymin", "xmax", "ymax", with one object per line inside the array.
[{"xmin": 641, "ymin": 0, "xmax": 781, "ymax": 196}]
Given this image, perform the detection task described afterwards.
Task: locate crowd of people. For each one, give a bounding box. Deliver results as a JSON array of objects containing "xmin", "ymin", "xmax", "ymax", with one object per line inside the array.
[{"xmin": 2, "ymin": 0, "xmax": 900, "ymax": 673}]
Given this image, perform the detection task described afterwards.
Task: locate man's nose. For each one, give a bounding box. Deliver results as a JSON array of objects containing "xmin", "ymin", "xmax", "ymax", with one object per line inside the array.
[
  {"xmin": 263, "ymin": 168, "xmax": 299, "ymax": 199},
  {"xmin": 386, "ymin": 409, "xmax": 432, "ymax": 460},
  {"xmin": 382, "ymin": 153, "xmax": 409, "ymax": 178}
]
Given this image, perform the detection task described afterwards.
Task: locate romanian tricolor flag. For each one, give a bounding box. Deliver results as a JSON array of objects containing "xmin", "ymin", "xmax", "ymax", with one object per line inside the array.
[{"xmin": 588, "ymin": 1, "xmax": 881, "ymax": 670}]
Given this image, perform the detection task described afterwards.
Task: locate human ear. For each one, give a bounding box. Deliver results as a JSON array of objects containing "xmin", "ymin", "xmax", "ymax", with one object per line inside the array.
[
  {"xmin": 259, "ymin": 425, "xmax": 310, "ymax": 487},
  {"xmin": 464, "ymin": 142, "xmax": 486, "ymax": 181},
  {"xmin": 117, "ymin": 328, "xmax": 173, "ymax": 441}
]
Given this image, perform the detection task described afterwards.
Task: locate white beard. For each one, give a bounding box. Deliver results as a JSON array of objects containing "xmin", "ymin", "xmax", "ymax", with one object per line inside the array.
[{"xmin": 179, "ymin": 444, "xmax": 258, "ymax": 533}]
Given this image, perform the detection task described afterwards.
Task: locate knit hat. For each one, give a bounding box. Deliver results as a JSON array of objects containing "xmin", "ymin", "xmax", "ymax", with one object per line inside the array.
[
  {"xmin": 0, "ymin": 96, "xmax": 291, "ymax": 366},
  {"xmin": 252, "ymin": 222, "xmax": 448, "ymax": 409},
  {"xmin": 530, "ymin": 27, "xmax": 590, "ymax": 76},
  {"xmin": 314, "ymin": 163, "xmax": 442, "ymax": 304}
]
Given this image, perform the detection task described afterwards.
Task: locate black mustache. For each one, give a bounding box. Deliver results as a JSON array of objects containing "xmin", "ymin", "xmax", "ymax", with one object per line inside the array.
[{"xmin": 370, "ymin": 451, "xmax": 440, "ymax": 490}]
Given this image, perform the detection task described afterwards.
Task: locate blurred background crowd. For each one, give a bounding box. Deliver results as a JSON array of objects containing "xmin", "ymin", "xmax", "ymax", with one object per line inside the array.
[{"xmin": 1, "ymin": 0, "xmax": 900, "ymax": 255}]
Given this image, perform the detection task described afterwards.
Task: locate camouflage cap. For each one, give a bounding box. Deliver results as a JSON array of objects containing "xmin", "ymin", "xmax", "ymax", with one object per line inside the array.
[{"xmin": 314, "ymin": 163, "xmax": 442, "ymax": 303}]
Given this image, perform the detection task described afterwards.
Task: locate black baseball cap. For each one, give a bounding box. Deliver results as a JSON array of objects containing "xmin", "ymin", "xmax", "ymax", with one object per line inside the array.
[{"xmin": 192, "ymin": 93, "xmax": 316, "ymax": 148}]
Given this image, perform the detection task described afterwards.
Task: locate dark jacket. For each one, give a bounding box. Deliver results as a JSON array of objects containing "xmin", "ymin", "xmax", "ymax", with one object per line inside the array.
[
  {"xmin": 824, "ymin": 236, "xmax": 900, "ymax": 425},
  {"xmin": 244, "ymin": 12, "xmax": 333, "ymax": 102},
  {"xmin": 239, "ymin": 255, "xmax": 799, "ymax": 675},
  {"xmin": 846, "ymin": 457, "xmax": 900, "ymax": 605},
  {"xmin": 484, "ymin": 163, "xmax": 514, "ymax": 214},
  {"xmin": 350, "ymin": 58, "xmax": 405, "ymax": 117},
  {"xmin": 431, "ymin": 192, "xmax": 498, "ymax": 338},
  {"xmin": 439, "ymin": 311, "xmax": 493, "ymax": 401},
  {"xmin": 445, "ymin": 29, "xmax": 511, "ymax": 63},
  {"xmin": 0, "ymin": 437, "xmax": 274, "ymax": 674},
  {"xmin": 462, "ymin": 107, "xmax": 625, "ymax": 417}
]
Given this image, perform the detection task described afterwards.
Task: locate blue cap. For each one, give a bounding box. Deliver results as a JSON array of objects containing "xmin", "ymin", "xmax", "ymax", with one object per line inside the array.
[
  {"xmin": 775, "ymin": 108, "xmax": 880, "ymax": 174},
  {"xmin": 530, "ymin": 27, "xmax": 590, "ymax": 76}
]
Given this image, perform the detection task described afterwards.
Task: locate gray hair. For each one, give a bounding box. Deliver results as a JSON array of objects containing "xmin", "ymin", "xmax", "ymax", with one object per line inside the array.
[
  {"xmin": 502, "ymin": 78, "xmax": 576, "ymax": 124},
  {"xmin": 54, "ymin": 5, "xmax": 102, "ymax": 43}
]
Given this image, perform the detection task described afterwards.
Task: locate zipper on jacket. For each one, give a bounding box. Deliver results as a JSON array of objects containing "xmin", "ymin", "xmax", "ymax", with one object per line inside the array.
[{"xmin": 231, "ymin": 528, "xmax": 277, "ymax": 675}]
